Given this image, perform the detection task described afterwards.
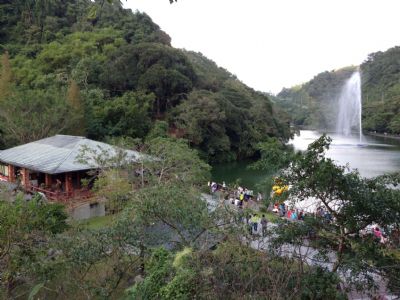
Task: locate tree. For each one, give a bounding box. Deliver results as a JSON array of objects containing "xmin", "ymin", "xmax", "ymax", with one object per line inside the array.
[
  {"xmin": 66, "ymin": 79, "xmax": 86, "ymax": 136},
  {"xmin": 250, "ymin": 137, "xmax": 294, "ymax": 172},
  {"xmin": 144, "ymin": 137, "xmax": 211, "ymax": 187},
  {"xmin": 0, "ymin": 87, "xmax": 71, "ymax": 146},
  {"xmin": 0, "ymin": 51, "xmax": 12, "ymax": 102},
  {"xmin": 0, "ymin": 194, "xmax": 68, "ymax": 298},
  {"xmin": 272, "ymin": 135, "xmax": 400, "ymax": 296},
  {"xmin": 87, "ymin": 91, "xmax": 154, "ymax": 140},
  {"xmin": 174, "ymin": 90, "xmax": 230, "ymax": 162},
  {"xmin": 126, "ymin": 240, "xmax": 345, "ymax": 300}
]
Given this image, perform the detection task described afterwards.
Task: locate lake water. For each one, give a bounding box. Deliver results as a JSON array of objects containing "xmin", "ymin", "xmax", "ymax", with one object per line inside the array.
[{"xmin": 211, "ymin": 130, "xmax": 400, "ymax": 190}]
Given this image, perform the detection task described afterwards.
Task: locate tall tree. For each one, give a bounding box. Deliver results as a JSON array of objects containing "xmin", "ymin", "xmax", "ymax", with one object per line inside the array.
[
  {"xmin": 0, "ymin": 51, "xmax": 12, "ymax": 102},
  {"xmin": 66, "ymin": 79, "xmax": 86, "ymax": 136},
  {"xmin": 0, "ymin": 88, "xmax": 70, "ymax": 146}
]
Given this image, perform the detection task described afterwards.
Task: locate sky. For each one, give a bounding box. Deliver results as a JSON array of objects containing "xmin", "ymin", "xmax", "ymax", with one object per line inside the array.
[{"xmin": 124, "ymin": 0, "xmax": 400, "ymax": 94}]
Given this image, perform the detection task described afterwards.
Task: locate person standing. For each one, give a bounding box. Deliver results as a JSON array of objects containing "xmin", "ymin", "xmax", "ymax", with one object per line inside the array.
[
  {"xmin": 257, "ymin": 192, "xmax": 263, "ymax": 202},
  {"xmin": 251, "ymin": 214, "xmax": 259, "ymax": 233},
  {"xmin": 247, "ymin": 214, "xmax": 253, "ymax": 235},
  {"xmin": 55, "ymin": 179, "xmax": 62, "ymax": 191},
  {"xmin": 261, "ymin": 214, "xmax": 268, "ymax": 237}
]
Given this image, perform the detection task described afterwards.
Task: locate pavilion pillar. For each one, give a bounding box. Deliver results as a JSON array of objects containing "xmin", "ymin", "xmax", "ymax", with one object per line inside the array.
[
  {"xmin": 65, "ymin": 173, "xmax": 73, "ymax": 196},
  {"xmin": 45, "ymin": 173, "xmax": 52, "ymax": 188},
  {"xmin": 8, "ymin": 165, "xmax": 15, "ymax": 182},
  {"xmin": 21, "ymin": 168, "xmax": 29, "ymax": 187},
  {"xmin": 76, "ymin": 172, "xmax": 81, "ymax": 188}
]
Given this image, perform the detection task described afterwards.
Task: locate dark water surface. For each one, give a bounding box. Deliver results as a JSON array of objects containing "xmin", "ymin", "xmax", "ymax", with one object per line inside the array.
[
  {"xmin": 211, "ymin": 130, "xmax": 400, "ymax": 190},
  {"xmin": 211, "ymin": 160, "xmax": 271, "ymax": 191}
]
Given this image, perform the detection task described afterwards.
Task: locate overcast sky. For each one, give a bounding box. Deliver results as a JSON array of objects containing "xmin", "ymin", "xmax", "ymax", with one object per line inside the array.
[{"xmin": 124, "ymin": 0, "xmax": 400, "ymax": 94}]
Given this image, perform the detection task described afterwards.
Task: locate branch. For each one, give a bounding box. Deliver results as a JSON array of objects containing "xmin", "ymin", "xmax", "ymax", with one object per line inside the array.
[{"xmin": 151, "ymin": 209, "xmax": 189, "ymax": 246}]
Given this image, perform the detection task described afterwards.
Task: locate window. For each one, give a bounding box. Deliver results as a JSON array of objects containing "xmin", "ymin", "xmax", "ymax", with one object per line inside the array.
[{"xmin": 0, "ymin": 163, "xmax": 9, "ymax": 177}]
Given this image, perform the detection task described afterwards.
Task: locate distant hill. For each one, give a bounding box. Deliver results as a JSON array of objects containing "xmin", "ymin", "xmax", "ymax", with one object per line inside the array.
[
  {"xmin": 361, "ymin": 46, "xmax": 400, "ymax": 133},
  {"xmin": 0, "ymin": 0, "xmax": 290, "ymax": 162},
  {"xmin": 275, "ymin": 45, "xmax": 400, "ymax": 134},
  {"xmin": 275, "ymin": 66, "xmax": 357, "ymax": 131}
]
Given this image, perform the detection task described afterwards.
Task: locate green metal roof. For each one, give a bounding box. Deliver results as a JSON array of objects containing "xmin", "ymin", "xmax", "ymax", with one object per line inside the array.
[{"xmin": 0, "ymin": 135, "xmax": 142, "ymax": 174}]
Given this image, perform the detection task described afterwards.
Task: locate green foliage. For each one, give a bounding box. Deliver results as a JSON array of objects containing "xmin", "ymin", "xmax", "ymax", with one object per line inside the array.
[
  {"xmin": 127, "ymin": 183, "xmax": 211, "ymax": 247},
  {"xmin": 0, "ymin": 0, "xmax": 290, "ymax": 162},
  {"xmin": 126, "ymin": 248, "xmax": 173, "ymax": 300},
  {"xmin": 174, "ymin": 89, "xmax": 230, "ymax": 161},
  {"xmin": 37, "ymin": 28, "xmax": 124, "ymax": 73},
  {"xmin": 183, "ymin": 51, "xmax": 233, "ymax": 91},
  {"xmin": 361, "ymin": 46, "xmax": 400, "ymax": 134},
  {"xmin": 0, "ymin": 51, "xmax": 12, "ymax": 102},
  {"xmin": 300, "ymin": 267, "xmax": 345, "ymax": 300},
  {"xmin": 361, "ymin": 47, "xmax": 400, "ymax": 134},
  {"xmin": 126, "ymin": 247, "xmax": 196, "ymax": 300},
  {"xmin": 66, "ymin": 79, "xmax": 86, "ymax": 136},
  {"xmin": 0, "ymin": 194, "xmax": 68, "ymax": 296},
  {"xmin": 126, "ymin": 241, "xmax": 342, "ymax": 300},
  {"xmin": 45, "ymin": 217, "xmax": 149, "ymax": 299},
  {"xmin": 88, "ymin": 91, "xmax": 154, "ymax": 140},
  {"xmin": 146, "ymin": 120, "xmax": 169, "ymax": 140},
  {"xmin": 94, "ymin": 169, "xmax": 132, "ymax": 214},
  {"xmin": 251, "ymin": 137, "xmax": 295, "ymax": 172},
  {"xmin": 144, "ymin": 137, "xmax": 211, "ymax": 186},
  {"xmin": 0, "ymin": 87, "xmax": 71, "ymax": 146},
  {"xmin": 28, "ymin": 282, "xmax": 45, "ymax": 300}
]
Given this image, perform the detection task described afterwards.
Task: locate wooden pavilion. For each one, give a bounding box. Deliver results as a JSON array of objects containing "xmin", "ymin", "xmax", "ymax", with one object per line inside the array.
[{"xmin": 0, "ymin": 135, "xmax": 142, "ymax": 202}]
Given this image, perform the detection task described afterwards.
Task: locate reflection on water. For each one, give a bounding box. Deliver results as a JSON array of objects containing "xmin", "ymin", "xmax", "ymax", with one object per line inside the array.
[{"xmin": 290, "ymin": 130, "xmax": 400, "ymax": 178}]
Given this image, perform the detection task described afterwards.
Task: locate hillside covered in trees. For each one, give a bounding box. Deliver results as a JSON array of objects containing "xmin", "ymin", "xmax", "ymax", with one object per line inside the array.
[
  {"xmin": 362, "ymin": 46, "xmax": 400, "ymax": 133},
  {"xmin": 275, "ymin": 67, "xmax": 356, "ymax": 131},
  {"xmin": 275, "ymin": 45, "xmax": 400, "ymax": 134},
  {"xmin": 0, "ymin": 0, "xmax": 290, "ymax": 163}
]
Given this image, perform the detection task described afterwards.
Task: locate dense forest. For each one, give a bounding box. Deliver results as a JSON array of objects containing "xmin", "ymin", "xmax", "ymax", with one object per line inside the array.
[
  {"xmin": 275, "ymin": 46, "xmax": 400, "ymax": 134},
  {"xmin": 0, "ymin": 0, "xmax": 291, "ymax": 163}
]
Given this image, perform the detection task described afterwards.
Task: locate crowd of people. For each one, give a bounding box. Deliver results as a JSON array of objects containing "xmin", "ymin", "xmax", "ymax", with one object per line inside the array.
[
  {"xmin": 208, "ymin": 180, "xmax": 395, "ymax": 245},
  {"xmin": 273, "ymin": 203, "xmax": 302, "ymax": 220},
  {"xmin": 208, "ymin": 181, "xmax": 263, "ymax": 208},
  {"xmin": 244, "ymin": 213, "xmax": 268, "ymax": 236},
  {"xmin": 209, "ymin": 181, "xmax": 268, "ymax": 236}
]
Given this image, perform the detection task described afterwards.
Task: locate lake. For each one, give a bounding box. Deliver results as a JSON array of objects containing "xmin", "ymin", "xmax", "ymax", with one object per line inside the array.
[{"xmin": 211, "ymin": 130, "xmax": 400, "ymax": 191}]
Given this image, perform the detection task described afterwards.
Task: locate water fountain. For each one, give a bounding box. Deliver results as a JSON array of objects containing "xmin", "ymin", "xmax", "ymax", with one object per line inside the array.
[{"xmin": 336, "ymin": 71, "xmax": 362, "ymax": 142}]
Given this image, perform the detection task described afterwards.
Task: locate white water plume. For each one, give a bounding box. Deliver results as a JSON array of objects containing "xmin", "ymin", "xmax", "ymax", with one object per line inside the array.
[{"xmin": 336, "ymin": 71, "xmax": 362, "ymax": 141}]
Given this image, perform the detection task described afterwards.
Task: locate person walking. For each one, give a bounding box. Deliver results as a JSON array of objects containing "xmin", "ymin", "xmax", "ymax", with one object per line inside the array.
[{"xmin": 251, "ymin": 214, "xmax": 259, "ymax": 234}]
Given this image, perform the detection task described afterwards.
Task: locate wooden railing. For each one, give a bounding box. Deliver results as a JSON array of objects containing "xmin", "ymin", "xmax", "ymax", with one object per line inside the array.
[{"xmin": 29, "ymin": 185, "xmax": 92, "ymax": 202}]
